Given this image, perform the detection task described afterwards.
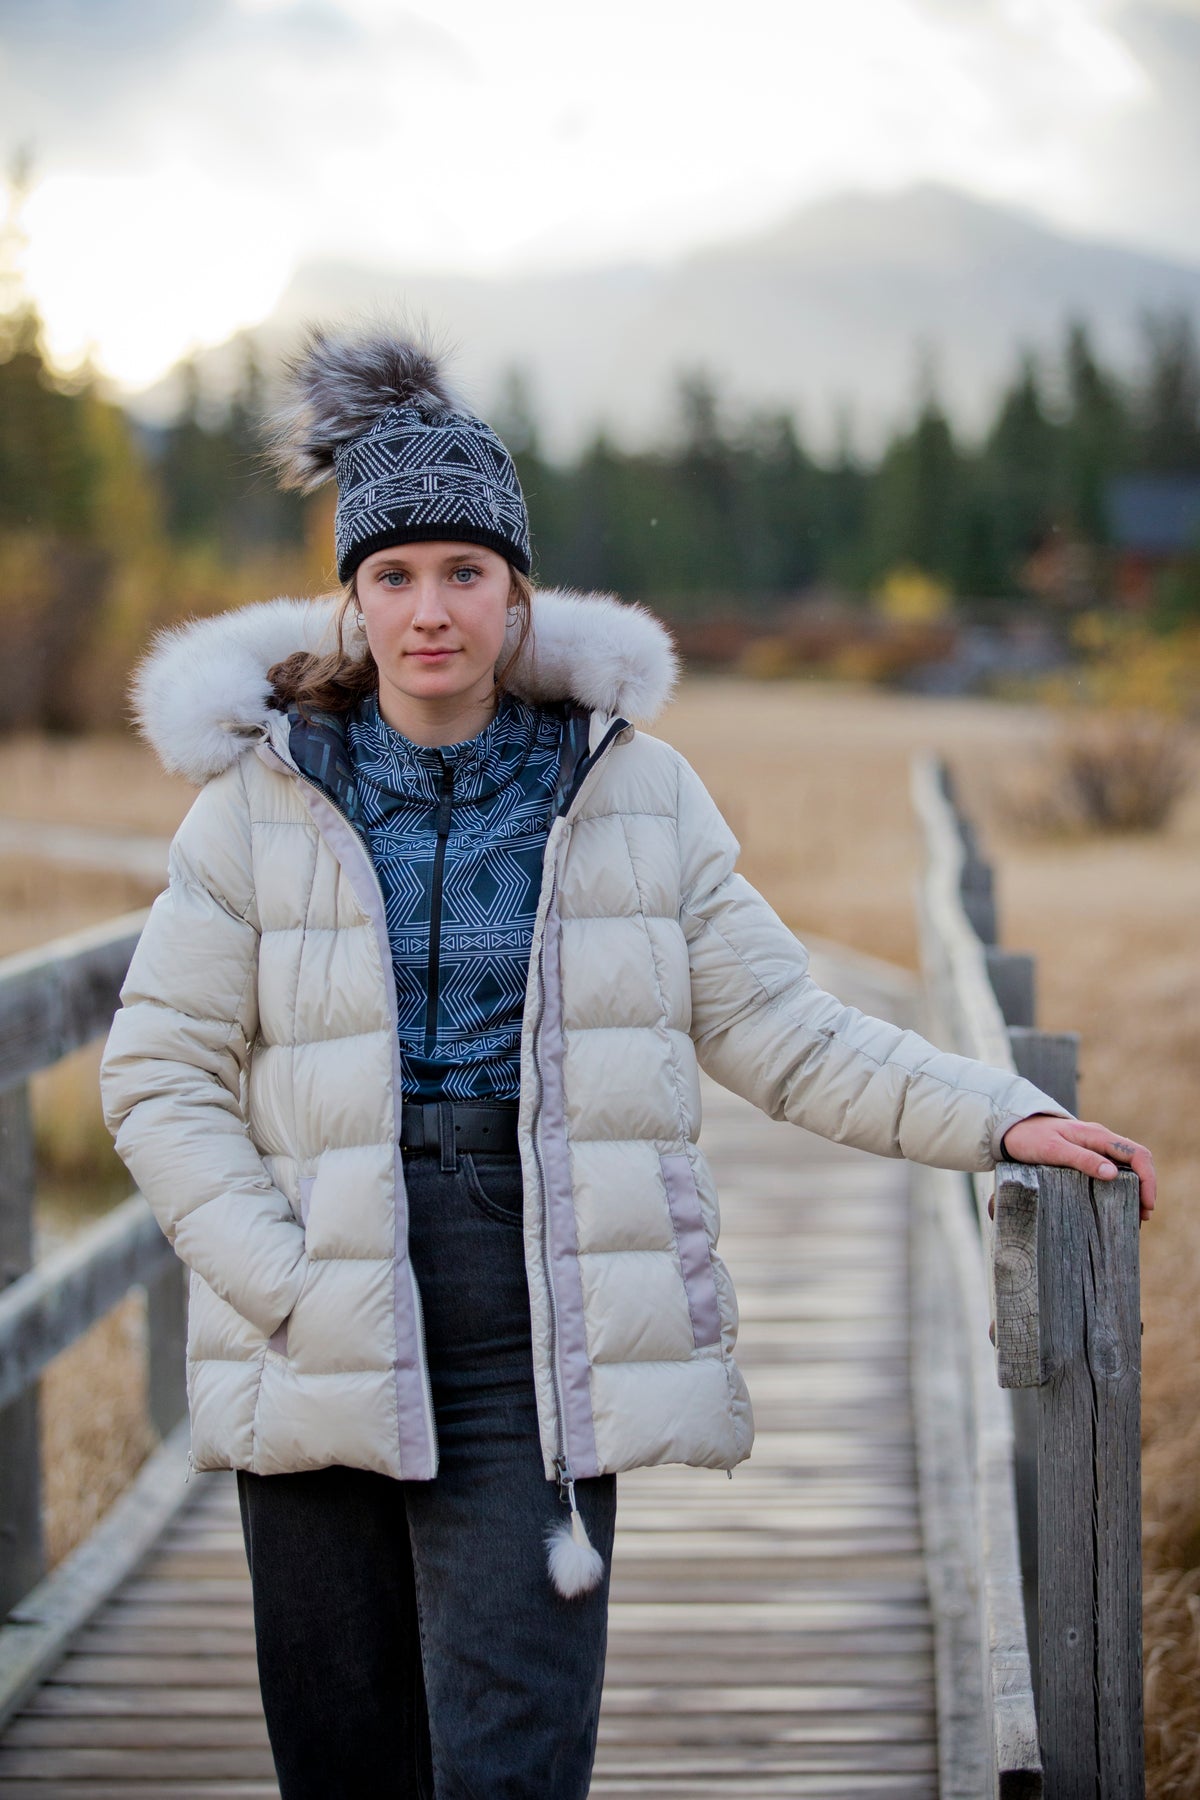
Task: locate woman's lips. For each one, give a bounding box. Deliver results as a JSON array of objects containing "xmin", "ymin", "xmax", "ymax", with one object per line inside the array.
[{"xmin": 407, "ymin": 648, "xmax": 458, "ymax": 662}]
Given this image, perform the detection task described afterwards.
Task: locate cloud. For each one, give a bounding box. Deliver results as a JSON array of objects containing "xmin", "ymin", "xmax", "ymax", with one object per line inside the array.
[
  {"xmin": 1074, "ymin": 2, "xmax": 1200, "ymax": 258},
  {"xmin": 0, "ymin": 2, "xmax": 469, "ymax": 172},
  {"xmin": 0, "ymin": 0, "xmax": 223, "ymax": 57}
]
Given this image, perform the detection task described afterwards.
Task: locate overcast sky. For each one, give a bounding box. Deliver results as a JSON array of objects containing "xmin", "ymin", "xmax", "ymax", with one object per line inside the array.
[{"xmin": 1, "ymin": 0, "xmax": 1198, "ymax": 390}]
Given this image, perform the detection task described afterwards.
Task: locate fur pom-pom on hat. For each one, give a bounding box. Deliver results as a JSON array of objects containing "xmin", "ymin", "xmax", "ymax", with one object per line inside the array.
[
  {"xmin": 262, "ymin": 317, "xmax": 533, "ymax": 580},
  {"xmin": 264, "ymin": 322, "xmax": 461, "ymax": 492}
]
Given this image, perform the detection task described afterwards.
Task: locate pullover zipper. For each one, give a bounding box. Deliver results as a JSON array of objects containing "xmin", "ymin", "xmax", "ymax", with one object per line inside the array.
[{"xmin": 423, "ymin": 759, "xmax": 455, "ymax": 1061}]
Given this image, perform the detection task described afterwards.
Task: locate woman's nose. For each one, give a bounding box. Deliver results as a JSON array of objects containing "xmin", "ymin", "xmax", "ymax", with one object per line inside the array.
[{"xmin": 410, "ymin": 581, "xmax": 451, "ymax": 627}]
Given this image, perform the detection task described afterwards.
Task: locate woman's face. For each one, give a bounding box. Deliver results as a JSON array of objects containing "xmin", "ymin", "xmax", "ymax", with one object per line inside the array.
[{"xmin": 355, "ymin": 540, "xmax": 511, "ymax": 736}]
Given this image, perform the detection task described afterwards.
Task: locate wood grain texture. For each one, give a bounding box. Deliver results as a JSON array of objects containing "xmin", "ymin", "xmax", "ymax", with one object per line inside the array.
[{"xmin": 1037, "ymin": 1166, "xmax": 1143, "ymax": 1800}]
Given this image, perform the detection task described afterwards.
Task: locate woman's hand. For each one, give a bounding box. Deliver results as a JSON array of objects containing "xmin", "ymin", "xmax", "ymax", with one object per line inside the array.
[{"xmin": 1000, "ymin": 1114, "xmax": 1156, "ymax": 1222}]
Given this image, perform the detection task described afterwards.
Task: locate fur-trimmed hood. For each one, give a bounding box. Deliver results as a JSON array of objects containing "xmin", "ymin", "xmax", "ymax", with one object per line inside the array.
[{"xmin": 131, "ymin": 588, "xmax": 679, "ymax": 785}]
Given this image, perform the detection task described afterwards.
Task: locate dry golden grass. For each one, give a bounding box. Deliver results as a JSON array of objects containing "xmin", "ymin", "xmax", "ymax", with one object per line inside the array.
[
  {"xmin": 2, "ymin": 694, "xmax": 1197, "ymax": 1782},
  {"xmin": 39, "ymin": 1296, "xmax": 156, "ymax": 1570}
]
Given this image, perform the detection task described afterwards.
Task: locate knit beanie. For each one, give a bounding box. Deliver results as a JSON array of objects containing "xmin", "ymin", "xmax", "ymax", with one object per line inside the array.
[{"xmin": 264, "ymin": 324, "xmax": 532, "ymax": 582}]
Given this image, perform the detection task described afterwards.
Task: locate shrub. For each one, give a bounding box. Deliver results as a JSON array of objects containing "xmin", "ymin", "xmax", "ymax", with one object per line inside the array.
[{"xmin": 1007, "ymin": 709, "xmax": 1194, "ymax": 835}]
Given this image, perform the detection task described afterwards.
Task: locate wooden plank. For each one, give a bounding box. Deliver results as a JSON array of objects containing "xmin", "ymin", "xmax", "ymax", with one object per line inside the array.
[
  {"xmin": 2, "ymin": 1716, "xmax": 270, "ymax": 1748},
  {"xmin": 26, "ymin": 1686, "xmax": 268, "ymax": 1719},
  {"xmin": 0, "ymin": 1786, "xmax": 279, "ymax": 1799},
  {"xmin": 0, "ymin": 1746, "xmax": 280, "ymax": 1778}
]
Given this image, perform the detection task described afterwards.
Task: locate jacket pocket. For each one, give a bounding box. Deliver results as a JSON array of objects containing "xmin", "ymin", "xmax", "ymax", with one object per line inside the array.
[
  {"xmin": 266, "ymin": 1177, "xmax": 314, "ymax": 1360},
  {"xmin": 658, "ymin": 1152, "xmax": 722, "ymax": 1350}
]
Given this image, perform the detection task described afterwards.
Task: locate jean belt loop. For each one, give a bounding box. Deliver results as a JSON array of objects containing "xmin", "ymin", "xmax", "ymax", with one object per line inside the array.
[{"xmin": 439, "ymin": 1100, "xmax": 458, "ymax": 1174}]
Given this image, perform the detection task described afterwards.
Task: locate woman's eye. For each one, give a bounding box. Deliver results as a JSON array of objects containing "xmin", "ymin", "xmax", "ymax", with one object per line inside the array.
[
  {"xmin": 381, "ymin": 571, "xmax": 406, "ymax": 586},
  {"xmin": 451, "ymin": 565, "xmax": 480, "ymax": 583}
]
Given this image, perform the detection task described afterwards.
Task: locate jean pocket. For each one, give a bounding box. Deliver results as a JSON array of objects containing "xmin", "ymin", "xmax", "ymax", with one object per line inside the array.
[{"xmin": 461, "ymin": 1152, "xmax": 525, "ymax": 1227}]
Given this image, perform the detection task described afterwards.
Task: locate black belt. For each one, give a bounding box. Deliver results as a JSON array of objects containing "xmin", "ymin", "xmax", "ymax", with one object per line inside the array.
[{"xmin": 400, "ymin": 1102, "xmax": 520, "ymax": 1158}]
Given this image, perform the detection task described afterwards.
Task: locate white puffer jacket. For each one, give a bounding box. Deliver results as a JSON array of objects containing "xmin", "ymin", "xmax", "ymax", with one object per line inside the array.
[{"xmin": 99, "ymin": 588, "xmax": 1066, "ymax": 1489}]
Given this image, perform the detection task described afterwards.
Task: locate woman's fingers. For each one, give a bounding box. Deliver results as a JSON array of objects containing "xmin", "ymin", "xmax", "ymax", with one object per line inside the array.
[
  {"xmin": 1002, "ymin": 1115, "xmax": 1156, "ymax": 1221},
  {"xmin": 1058, "ymin": 1121, "xmax": 1156, "ymax": 1220}
]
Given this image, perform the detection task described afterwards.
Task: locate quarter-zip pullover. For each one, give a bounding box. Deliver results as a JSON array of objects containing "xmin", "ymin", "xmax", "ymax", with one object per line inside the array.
[{"xmin": 346, "ymin": 690, "xmax": 562, "ymax": 1101}]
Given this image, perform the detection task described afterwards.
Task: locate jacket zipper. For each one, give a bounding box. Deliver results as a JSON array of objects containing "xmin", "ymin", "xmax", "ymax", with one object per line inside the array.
[
  {"xmin": 257, "ymin": 735, "xmax": 439, "ymax": 1471},
  {"xmin": 263, "ymin": 711, "xmax": 626, "ymax": 1490},
  {"xmin": 423, "ymin": 759, "xmax": 455, "ymax": 1060},
  {"xmin": 529, "ymin": 718, "xmax": 629, "ymax": 1489}
]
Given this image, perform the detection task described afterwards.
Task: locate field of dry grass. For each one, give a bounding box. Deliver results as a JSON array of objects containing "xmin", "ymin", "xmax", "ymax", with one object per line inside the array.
[{"xmin": 2, "ymin": 679, "xmax": 1196, "ymax": 1787}]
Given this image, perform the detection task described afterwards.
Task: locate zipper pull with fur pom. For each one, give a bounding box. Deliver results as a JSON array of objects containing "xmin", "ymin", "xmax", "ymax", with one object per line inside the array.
[{"xmin": 547, "ymin": 1460, "xmax": 604, "ymax": 1598}]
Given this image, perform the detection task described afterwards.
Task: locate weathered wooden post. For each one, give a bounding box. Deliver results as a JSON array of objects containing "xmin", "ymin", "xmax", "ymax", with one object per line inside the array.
[{"xmin": 993, "ymin": 1161, "xmax": 1143, "ymax": 1797}]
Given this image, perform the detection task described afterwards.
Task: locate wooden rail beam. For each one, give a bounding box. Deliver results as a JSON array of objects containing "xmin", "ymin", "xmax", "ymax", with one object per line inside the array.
[
  {"xmin": 0, "ymin": 1195, "xmax": 175, "ymax": 1414},
  {"xmin": 0, "ymin": 912, "xmax": 146, "ymax": 1088}
]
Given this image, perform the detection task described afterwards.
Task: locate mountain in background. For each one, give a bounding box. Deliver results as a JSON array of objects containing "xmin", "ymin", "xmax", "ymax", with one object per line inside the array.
[{"xmin": 126, "ymin": 183, "xmax": 1200, "ymax": 458}]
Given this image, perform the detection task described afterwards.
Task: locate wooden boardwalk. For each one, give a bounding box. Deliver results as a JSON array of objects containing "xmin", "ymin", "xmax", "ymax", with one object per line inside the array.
[{"xmin": 0, "ymin": 1036, "xmax": 935, "ymax": 1794}]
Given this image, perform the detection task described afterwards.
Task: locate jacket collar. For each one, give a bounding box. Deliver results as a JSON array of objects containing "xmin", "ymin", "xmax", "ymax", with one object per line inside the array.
[{"xmin": 130, "ymin": 588, "xmax": 678, "ymax": 785}]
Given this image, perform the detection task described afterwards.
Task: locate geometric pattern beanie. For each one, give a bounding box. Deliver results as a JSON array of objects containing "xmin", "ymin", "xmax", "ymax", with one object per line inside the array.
[
  {"xmin": 332, "ymin": 402, "xmax": 531, "ymax": 582},
  {"xmin": 263, "ymin": 322, "xmax": 532, "ymax": 582}
]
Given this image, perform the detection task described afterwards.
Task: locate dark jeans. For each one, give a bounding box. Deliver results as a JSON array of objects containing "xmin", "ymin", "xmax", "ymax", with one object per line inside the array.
[{"xmin": 236, "ymin": 1150, "xmax": 617, "ymax": 1800}]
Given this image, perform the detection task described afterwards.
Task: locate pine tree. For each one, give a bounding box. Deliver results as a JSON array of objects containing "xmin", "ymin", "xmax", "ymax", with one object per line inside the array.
[
  {"xmin": 866, "ymin": 384, "xmax": 963, "ymax": 587},
  {"xmin": 979, "ymin": 351, "xmax": 1064, "ymax": 585},
  {"xmin": 1135, "ymin": 310, "xmax": 1200, "ymax": 472},
  {"xmin": 1062, "ymin": 320, "xmax": 1128, "ymax": 542}
]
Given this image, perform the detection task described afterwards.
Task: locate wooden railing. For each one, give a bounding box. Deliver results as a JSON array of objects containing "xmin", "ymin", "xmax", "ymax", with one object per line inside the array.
[
  {"xmin": 911, "ymin": 753, "xmax": 1143, "ymax": 1800},
  {"xmin": 0, "ymin": 910, "xmax": 186, "ymax": 1628}
]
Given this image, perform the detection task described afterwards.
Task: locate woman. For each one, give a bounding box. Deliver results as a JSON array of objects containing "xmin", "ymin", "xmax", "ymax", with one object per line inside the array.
[{"xmin": 99, "ymin": 326, "xmax": 1155, "ymax": 1800}]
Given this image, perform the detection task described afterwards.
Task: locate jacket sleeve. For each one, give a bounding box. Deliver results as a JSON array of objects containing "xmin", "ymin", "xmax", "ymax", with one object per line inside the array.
[
  {"xmin": 674, "ymin": 753, "xmax": 1070, "ymax": 1171},
  {"xmin": 99, "ymin": 759, "xmax": 308, "ymax": 1339}
]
